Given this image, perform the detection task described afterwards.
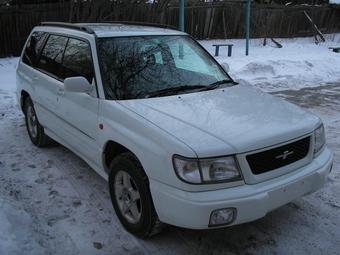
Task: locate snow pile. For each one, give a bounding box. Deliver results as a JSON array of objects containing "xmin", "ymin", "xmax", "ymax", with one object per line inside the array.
[{"xmin": 200, "ymin": 33, "xmax": 340, "ymax": 91}]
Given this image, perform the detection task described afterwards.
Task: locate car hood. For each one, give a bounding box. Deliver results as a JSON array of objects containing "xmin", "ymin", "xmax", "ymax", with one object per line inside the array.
[{"xmin": 118, "ymin": 84, "xmax": 320, "ymax": 157}]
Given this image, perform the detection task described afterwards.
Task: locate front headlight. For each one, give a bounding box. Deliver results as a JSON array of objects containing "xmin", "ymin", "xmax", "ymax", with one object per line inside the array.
[
  {"xmin": 314, "ymin": 123, "xmax": 325, "ymax": 156},
  {"xmin": 173, "ymin": 155, "xmax": 242, "ymax": 184}
]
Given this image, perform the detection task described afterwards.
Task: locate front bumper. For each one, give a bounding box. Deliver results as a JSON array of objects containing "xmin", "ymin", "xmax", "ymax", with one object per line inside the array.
[{"xmin": 150, "ymin": 147, "xmax": 333, "ymax": 229}]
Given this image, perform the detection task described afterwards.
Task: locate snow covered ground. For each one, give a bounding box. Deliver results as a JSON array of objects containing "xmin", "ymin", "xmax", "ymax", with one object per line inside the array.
[{"xmin": 1, "ymin": 34, "xmax": 340, "ymax": 254}]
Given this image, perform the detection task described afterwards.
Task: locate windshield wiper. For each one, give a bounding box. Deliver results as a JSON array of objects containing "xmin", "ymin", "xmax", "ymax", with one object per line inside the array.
[
  {"xmin": 145, "ymin": 85, "xmax": 205, "ymax": 98},
  {"xmin": 198, "ymin": 80, "xmax": 238, "ymax": 92}
]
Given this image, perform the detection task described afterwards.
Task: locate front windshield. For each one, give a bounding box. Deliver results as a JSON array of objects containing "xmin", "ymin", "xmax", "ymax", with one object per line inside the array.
[{"xmin": 98, "ymin": 35, "xmax": 233, "ymax": 100}]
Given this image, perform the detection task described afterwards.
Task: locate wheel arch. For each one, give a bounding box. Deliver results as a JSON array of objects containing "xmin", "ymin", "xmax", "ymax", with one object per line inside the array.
[
  {"xmin": 20, "ymin": 90, "xmax": 30, "ymax": 112},
  {"xmin": 103, "ymin": 140, "xmax": 135, "ymax": 175}
]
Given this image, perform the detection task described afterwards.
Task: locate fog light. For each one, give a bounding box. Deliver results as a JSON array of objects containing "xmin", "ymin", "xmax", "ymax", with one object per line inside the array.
[{"xmin": 209, "ymin": 208, "xmax": 236, "ymax": 227}]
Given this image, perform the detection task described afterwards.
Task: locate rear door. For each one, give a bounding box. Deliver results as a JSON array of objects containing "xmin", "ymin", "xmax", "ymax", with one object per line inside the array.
[{"xmin": 33, "ymin": 34, "xmax": 67, "ymax": 132}]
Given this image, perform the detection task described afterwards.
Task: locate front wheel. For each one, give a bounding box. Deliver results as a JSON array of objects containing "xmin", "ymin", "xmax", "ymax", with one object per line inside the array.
[
  {"xmin": 24, "ymin": 97, "xmax": 52, "ymax": 147},
  {"xmin": 109, "ymin": 152, "xmax": 165, "ymax": 238}
]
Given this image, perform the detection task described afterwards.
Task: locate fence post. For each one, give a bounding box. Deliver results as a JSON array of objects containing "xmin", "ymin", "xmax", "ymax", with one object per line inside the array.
[
  {"xmin": 246, "ymin": 0, "xmax": 251, "ymax": 56},
  {"xmin": 179, "ymin": 0, "xmax": 184, "ymax": 31}
]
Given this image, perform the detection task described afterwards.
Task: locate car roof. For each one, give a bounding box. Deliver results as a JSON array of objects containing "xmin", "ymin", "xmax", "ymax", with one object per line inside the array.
[{"xmin": 38, "ymin": 22, "xmax": 186, "ymax": 38}]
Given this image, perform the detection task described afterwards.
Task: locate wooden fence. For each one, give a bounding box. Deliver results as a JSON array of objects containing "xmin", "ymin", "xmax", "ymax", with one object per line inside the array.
[{"xmin": 1, "ymin": 2, "xmax": 340, "ymax": 57}]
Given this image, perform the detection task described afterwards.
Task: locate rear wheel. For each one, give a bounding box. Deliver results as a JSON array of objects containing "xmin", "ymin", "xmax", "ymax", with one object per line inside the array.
[
  {"xmin": 24, "ymin": 97, "xmax": 52, "ymax": 147},
  {"xmin": 109, "ymin": 152, "xmax": 166, "ymax": 238}
]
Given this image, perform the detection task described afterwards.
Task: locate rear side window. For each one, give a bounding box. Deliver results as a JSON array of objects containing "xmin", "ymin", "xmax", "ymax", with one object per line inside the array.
[
  {"xmin": 38, "ymin": 35, "xmax": 68, "ymax": 77},
  {"xmin": 23, "ymin": 32, "xmax": 47, "ymax": 67}
]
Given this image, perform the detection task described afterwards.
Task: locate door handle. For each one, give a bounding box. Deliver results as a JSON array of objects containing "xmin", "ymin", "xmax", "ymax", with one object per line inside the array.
[{"xmin": 57, "ymin": 89, "xmax": 66, "ymax": 97}]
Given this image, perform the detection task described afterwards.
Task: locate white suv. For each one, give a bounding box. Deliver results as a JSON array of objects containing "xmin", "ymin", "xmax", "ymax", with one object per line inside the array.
[{"xmin": 16, "ymin": 22, "xmax": 333, "ymax": 238}]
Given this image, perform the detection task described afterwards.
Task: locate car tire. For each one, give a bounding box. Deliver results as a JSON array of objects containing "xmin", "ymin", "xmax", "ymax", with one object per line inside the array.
[
  {"xmin": 24, "ymin": 97, "xmax": 52, "ymax": 147},
  {"xmin": 109, "ymin": 152, "xmax": 166, "ymax": 238}
]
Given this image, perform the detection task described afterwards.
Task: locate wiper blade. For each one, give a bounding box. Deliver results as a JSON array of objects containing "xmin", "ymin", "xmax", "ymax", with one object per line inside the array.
[
  {"xmin": 145, "ymin": 85, "xmax": 205, "ymax": 98},
  {"xmin": 198, "ymin": 79, "xmax": 238, "ymax": 92}
]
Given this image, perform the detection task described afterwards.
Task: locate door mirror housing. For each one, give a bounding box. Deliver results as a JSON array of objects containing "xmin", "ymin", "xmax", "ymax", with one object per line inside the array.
[
  {"xmin": 64, "ymin": 77, "xmax": 93, "ymax": 93},
  {"xmin": 221, "ymin": 63, "xmax": 230, "ymax": 73}
]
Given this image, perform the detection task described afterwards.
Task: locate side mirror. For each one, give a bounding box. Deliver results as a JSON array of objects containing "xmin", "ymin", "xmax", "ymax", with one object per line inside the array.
[
  {"xmin": 221, "ymin": 63, "xmax": 230, "ymax": 73},
  {"xmin": 64, "ymin": 77, "xmax": 93, "ymax": 93}
]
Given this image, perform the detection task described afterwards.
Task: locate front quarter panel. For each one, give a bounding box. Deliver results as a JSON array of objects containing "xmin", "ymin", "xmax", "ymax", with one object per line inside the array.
[{"xmin": 98, "ymin": 99, "xmax": 196, "ymax": 188}]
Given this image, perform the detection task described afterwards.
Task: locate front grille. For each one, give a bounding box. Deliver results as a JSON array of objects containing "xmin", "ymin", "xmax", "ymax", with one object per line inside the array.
[{"xmin": 246, "ymin": 137, "xmax": 310, "ymax": 175}]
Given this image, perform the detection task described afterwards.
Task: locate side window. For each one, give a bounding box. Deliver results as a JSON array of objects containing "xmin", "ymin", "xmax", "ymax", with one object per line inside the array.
[
  {"xmin": 61, "ymin": 38, "xmax": 94, "ymax": 83},
  {"xmin": 38, "ymin": 35, "xmax": 68, "ymax": 77},
  {"xmin": 23, "ymin": 32, "xmax": 47, "ymax": 67}
]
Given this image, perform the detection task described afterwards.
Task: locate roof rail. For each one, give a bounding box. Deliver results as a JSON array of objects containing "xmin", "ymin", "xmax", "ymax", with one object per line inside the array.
[
  {"xmin": 103, "ymin": 21, "xmax": 180, "ymax": 31},
  {"xmin": 39, "ymin": 22, "xmax": 95, "ymax": 34}
]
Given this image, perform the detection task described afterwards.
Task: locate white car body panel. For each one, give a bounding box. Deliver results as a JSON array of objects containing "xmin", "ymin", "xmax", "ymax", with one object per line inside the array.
[{"xmin": 118, "ymin": 84, "xmax": 320, "ymax": 157}]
